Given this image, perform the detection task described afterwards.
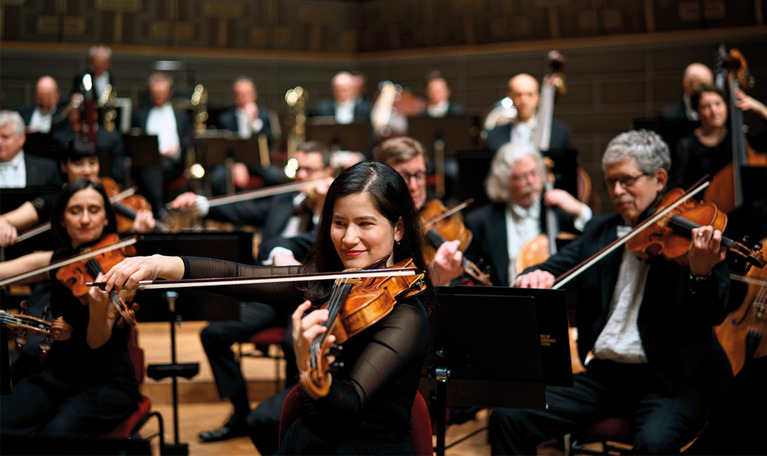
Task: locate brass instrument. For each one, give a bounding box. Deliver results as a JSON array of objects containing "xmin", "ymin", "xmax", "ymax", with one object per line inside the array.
[
  {"xmin": 285, "ymin": 86, "xmax": 308, "ymax": 175},
  {"xmin": 99, "ymin": 84, "xmax": 117, "ymax": 132},
  {"xmin": 191, "ymin": 84, "xmax": 208, "ymax": 132}
]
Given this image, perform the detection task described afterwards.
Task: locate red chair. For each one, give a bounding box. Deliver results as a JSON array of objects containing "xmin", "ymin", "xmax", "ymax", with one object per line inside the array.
[
  {"xmin": 101, "ymin": 328, "xmax": 164, "ymax": 445},
  {"xmin": 279, "ymin": 386, "xmax": 433, "ymax": 455},
  {"xmin": 566, "ymin": 416, "xmax": 703, "ymax": 455},
  {"xmin": 237, "ymin": 326, "xmax": 287, "ymax": 393}
]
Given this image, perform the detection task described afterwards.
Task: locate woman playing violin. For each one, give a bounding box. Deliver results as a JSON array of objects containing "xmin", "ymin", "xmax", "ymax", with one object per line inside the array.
[
  {"xmin": 1, "ymin": 179, "xmax": 142, "ymax": 437},
  {"xmin": 103, "ymin": 162, "xmax": 435, "ymax": 454},
  {"xmin": 0, "ymin": 138, "xmax": 155, "ymax": 248},
  {"xmin": 490, "ymin": 130, "xmax": 735, "ymax": 455}
]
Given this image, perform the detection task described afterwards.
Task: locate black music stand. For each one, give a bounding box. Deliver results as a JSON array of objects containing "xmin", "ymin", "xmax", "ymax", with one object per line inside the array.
[
  {"xmin": 131, "ymin": 232, "xmax": 253, "ymax": 452},
  {"xmin": 122, "ymin": 134, "xmax": 161, "ymax": 169},
  {"xmin": 305, "ymin": 121, "xmax": 372, "ymax": 156},
  {"xmin": 422, "ymin": 286, "xmax": 572, "ymax": 455},
  {"xmin": 23, "ymin": 132, "xmax": 60, "ymax": 161},
  {"xmin": 407, "ymin": 116, "xmax": 481, "ymax": 200},
  {"xmin": 195, "ymin": 137, "xmax": 261, "ymax": 168}
]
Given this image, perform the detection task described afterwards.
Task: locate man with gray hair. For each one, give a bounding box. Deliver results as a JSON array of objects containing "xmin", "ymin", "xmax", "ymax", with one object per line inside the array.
[
  {"xmin": 72, "ymin": 45, "xmax": 113, "ymax": 101},
  {"xmin": 0, "ymin": 110, "xmax": 62, "ymax": 188},
  {"xmin": 490, "ymin": 130, "xmax": 733, "ymax": 454},
  {"xmin": 463, "ymin": 141, "xmax": 590, "ymax": 286}
]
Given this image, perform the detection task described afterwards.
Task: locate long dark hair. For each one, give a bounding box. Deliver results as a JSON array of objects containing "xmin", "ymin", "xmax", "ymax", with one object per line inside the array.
[
  {"xmin": 301, "ymin": 161, "xmax": 434, "ymax": 311},
  {"xmin": 51, "ymin": 178, "xmax": 117, "ymax": 246}
]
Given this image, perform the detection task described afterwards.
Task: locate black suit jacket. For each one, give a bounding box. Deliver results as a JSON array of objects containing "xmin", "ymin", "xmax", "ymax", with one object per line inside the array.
[
  {"xmin": 209, "ymin": 192, "xmax": 307, "ymax": 241},
  {"xmin": 131, "ymin": 104, "xmax": 193, "ymax": 155},
  {"xmin": 660, "ymin": 99, "xmax": 690, "ymax": 122},
  {"xmin": 71, "ymin": 70, "xmax": 114, "ymax": 96},
  {"xmin": 16, "ymin": 105, "xmax": 69, "ymax": 137},
  {"xmin": 218, "ymin": 106, "xmax": 274, "ymax": 148},
  {"xmin": 420, "ymin": 102, "xmax": 467, "ymax": 117},
  {"xmin": 463, "ymin": 201, "xmax": 577, "ymax": 287},
  {"xmin": 526, "ymin": 213, "xmax": 733, "ymax": 397},
  {"xmin": 483, "ymin": 119, "xmax": 570, "ymax": 152},
  {"xmin": 22, "ymin": 153, "xmax": 64, "ymax": 187},
  {"xmin": 311, "ymin": 98, "xmax": 372, "ymax": 123}
]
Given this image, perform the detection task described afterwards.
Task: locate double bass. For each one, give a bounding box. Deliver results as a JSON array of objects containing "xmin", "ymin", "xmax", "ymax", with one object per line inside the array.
[{"xmin": 705, "ymin": 47, "xmax": 767, "ymax": 213}]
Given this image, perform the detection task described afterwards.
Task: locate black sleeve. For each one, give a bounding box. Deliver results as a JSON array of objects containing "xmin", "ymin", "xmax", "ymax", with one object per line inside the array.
[
  {"xmin": 309, "ymin": 298, "xmax": 429, "ymax": 418},
  {"xmin": 208, "ymin": 198, "xmax": 274, "ymax": 227},
  {"xmin": 181, "ymin": 256, "xmax": 305, "ymax": 305}
]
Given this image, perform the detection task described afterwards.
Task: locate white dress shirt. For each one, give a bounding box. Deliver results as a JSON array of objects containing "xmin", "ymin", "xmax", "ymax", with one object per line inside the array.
[
  {"xmin": 235, "ymin": 108, "xmax": 264, "ymax": 139},
  {"xmin": 591, "ymin": 226, "xmax": 650, "ymax": 364},
  {"xmin": 505, "ymin": 201, "xmax": 542, "ymax": 284},
  {"xmin": 0, "ymin": 151, "xmax": 26, "ymax": 188},
  {"xmin": 146, "ymin": 103, "xmax": 180, "ymax": 159},
  {"xmin": 28, "ymin": 108, "xmax": 54, "ymax": 133},
  {"xmin": 510, "ymin": 118, "xmax": 537, "ymax": 146},
  {"xmin": 335, "ymin": 100, "xmax": 355, "ymax": 124},
  {"xmin": 426, "ymin": 101, "xmax": 449, "ymax": 118},
  {"xmin": 93, "ymin": 72, "xmax": 111, "ymax": 100}
]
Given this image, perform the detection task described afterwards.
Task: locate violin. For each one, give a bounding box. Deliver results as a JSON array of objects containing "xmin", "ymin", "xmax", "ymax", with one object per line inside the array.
[
  {"xmin": 1, "ymin": 302, "xmax": 73, "ymax": 354},
  {"xmin": 706, "ymin": 48, "xmax": 767, "ymax": 213},
  {"xmin": 56, "ymin": 233, "xmax": 139, "ymax": 327},
  {"xmin": 100, "ymin": 177, "xmax": 167, "ymax": 233},
  {"xmin": 715, "ymin": 237, "xmax": 767, "ymax": 376},
  {"xmin": 300, "ymin": 258, "xmax": 426, "ymax": 398},
  {"xmin": 625, "ymin": 187, "xmax": 764, "ymax": 268},
  {"xmin": 420, "ymin": 199, "xmax": 493, "ymax": 286},
  {"xmin": 552, "ymin": 181, "xmax": 765, "ymax": 290}
]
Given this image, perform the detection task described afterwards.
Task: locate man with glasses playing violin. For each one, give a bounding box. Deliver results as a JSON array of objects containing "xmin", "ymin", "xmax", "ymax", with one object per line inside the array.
[{"xmin": 489, "ymin": 130, "xmax": 734, "ymax": 455}]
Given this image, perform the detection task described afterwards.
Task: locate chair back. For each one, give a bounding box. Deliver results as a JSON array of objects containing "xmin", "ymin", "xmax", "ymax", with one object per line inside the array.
[{"xmin": 278, "ymin": 386, "xmax": 433, "ymax": 455}]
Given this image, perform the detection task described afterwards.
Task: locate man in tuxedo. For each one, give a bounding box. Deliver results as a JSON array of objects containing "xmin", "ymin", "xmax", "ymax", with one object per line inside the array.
[
  {"xmin": 72, "ymin": 45, "xmax": 113, "ymax": 102},
  {"xmin": 16, "ymin": 76, "xmax": 68, "ymax": 137},
  {"xmin": 131, "ymin": 72, "xmax": 192, "ymax": 217},
  {"xmin": 660, "ymin": 62, "xmax": 714, "ymax": 121},
  {"xmin": 311, "ymin": 71, "xmax": 372, "ymax": 124},
  {"xmin": 483, "ymin": 73, "xmax": 570, "ymax": 152},
  {"xmin": 210, "ymin": 77, "xmax": 282, "ymax": 194},
  {"xmin": 489, "ymin": 130, "xmax": 733, "ymax": 454},
  {"xmin": 422, "ymin": 70, "xmax": 466, "ymax": 118},
  {"xmin": 0, "ymin": 110, "xmax": 62, "ymax": 189},
  {"xmin": 464, "ymin": 142, "xmax": 590, "ymax": 286}
]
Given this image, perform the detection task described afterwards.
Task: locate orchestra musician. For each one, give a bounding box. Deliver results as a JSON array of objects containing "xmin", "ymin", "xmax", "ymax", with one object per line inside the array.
[
  {"xmin": 0, "ymin": 110, "xmax": 63, "ymax": 190},
  {"xmin": 659, "ymin": 63, "xmax": 714, "ymax": 122},
  {"xmin": 670, "ymin": 84, "xmax": 767, "ymax": 191},
  {"xmin": 310, "ymin": 71, "xmax": 372, "ymax": 125},
  {"xmin": 101, "ymin": 161, "xmax": 435, "ymax": 455},
  {"xmin": 170, "ymin": 141, "xmax": 334, "ymax": 445},
  {"xmin": 421, "ymin": 70, "xmax": 466, "ymax": 118},
  {"xmin": 489, "ymin": 130, "xmax": 734, "ymax": 454},
  {"xmin": 0, "ymin": 179, "xmax": 142, "ymax": 438},
  {"xmin": 71, "ymin": 45, "xmax": 114, "ymax": 104},
  {"xmin": 483, "ymin": 73, "xmax": 570, "ymax": 152},
  {"xmin": 15, "ymin": 76, "xmax": 68, "ymax": 136},
  {"xmin": 131, "ymin": 72, "xmax": 192, "ymax": 219},
  {"xmin": 209, "ymin": 76, "xmax": 284, "ymax": 195},
  {"xmin": 464, "ymin": 142, "xmax": 591, "ymax": 286}
]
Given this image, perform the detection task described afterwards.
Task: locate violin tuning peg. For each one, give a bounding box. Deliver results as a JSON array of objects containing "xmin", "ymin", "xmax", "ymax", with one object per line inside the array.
[
  {"xmin": 39, "ymin": 338, "xmax": 52, "ymax": 354},
  {"xmin": 41, "ymin": 306, "xmax": 50, "ymax": 321},
  {"xmin": 15, "ymin": 333, "xmax": 28, "ymax": 348},
  {"xmin": 19, "ymin": 300, "xmax": 29, "ymax": 315},
  {"xmin": 329, "ymin": 344, "xmax": 343, "ymax": 357}
]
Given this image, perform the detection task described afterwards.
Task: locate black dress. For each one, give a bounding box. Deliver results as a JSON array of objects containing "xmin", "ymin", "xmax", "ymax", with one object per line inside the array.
[
  {"xmin": 670, "ymin": 131, "xmax": 732, "ymax": 191},
  {"xmin": 0, "ymin": 241, "xmax": 142, "ymax": 437},
  {"xmin": 179, "ymin": 257, "xmax": 431, "ymax": 455}
]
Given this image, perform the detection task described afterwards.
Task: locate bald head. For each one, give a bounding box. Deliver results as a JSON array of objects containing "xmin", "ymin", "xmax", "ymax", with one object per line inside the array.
[
  {"xmin": 36, "ymin": 76, "xmax": 60, "ymax": 114},
  {"xmin": 332, "ymin": 72, "xmax": 357, "ymax": 103},
  {"xmin": 507, "ymin": 73, "xmax": 540, "ymax": 122},
  {"xmin": 682, "ymin": 63, "xmax": 713, "ymax": 96}
]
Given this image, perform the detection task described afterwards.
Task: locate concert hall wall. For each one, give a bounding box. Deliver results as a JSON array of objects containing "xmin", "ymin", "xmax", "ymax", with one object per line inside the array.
[{"xmin": 1, "ymin": 0, "xmax": 766, "ymax": 211}]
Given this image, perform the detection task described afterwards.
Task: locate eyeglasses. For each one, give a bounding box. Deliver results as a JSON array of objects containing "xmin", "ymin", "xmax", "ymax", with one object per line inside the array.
[
  {"xmin": 604, "ymin": 173, "xmax": 650, "ymax": 190},
  {"xmin": 510, "ymin": 169, "xmax": 541, "ymax": 184},
  {"xmin": 296, "ymin": 166, "xmax": 326, "ymax": 175},
  {"xmin": 399, "ymin": 171, "xmax": 427, "ymax": 184}
]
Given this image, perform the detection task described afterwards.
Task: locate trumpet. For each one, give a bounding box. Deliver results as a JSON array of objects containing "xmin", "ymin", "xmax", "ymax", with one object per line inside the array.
[
  {"xmin": 285, "ymin": 86, "xmax": 308, "ymax": 170},
  {"xmin": 191, "ymin": 84, "xmax": 208, "ymax": 132}
]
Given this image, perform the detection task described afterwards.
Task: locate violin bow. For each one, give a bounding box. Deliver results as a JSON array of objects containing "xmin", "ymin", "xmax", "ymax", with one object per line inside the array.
[
  {"xmin": 170, "ymin": 179, "xmax": 326, "ymax": 210},
  {"xmin": 88, "ymin": 266, "xmax": 419, "ymax": 291},
  {"xmin": 552, "ymin": 178, "xmax": 710, "ymax": 290},
  {"xmin": 0, "ymin": 235, "xmax": 140, "ymax": 287}
]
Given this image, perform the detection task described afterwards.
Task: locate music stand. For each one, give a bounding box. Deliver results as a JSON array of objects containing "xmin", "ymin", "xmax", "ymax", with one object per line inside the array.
[
  {"xmin": 305, "ymin": 121, "xmax": 372, "ymax": 156},
  {"xmin": 195, "ymin": 137, "xmax": 261, "ymax": 168},
  {"xmin": 23, "ymin": 133, "xmax": 60, "ymax": 161},
  {"xmin": 423, "ymin": 286, "xmax": 572, "ymax": 455},
  {"xmin": 122, "ymin": 134, "xmax": 161, "ymax": 168},
  {"xmin": 131, "ymin": 232, "xmax": 253, "ymax": 450}
]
